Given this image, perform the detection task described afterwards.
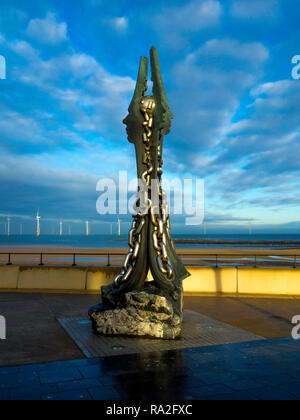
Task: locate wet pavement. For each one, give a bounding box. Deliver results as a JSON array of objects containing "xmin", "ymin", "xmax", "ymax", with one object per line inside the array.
[
  {"xmin": 0, "ymin": 292, "xmax": 300, "ymax": 400},
  {"xmin": 0, "ymin": 293, "xmax": 299, "ymax": 367},
  {"xmin": 0, "ymin": 337, "xmax": 300, "ymax": 400}
]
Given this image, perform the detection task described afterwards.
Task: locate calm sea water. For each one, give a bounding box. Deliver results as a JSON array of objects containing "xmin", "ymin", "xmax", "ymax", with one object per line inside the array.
[{"xmin": 0, "ymin": 234, "xmax": 300, "ymax": 249}]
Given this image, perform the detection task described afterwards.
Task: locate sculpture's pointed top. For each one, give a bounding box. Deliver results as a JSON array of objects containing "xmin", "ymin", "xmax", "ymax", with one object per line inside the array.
[
  {"xmin": 150, "ymin": 46, "xmax": 174, "ymax": 134},
  {"xmin": 124, "ymin": 56, "xmax": 148, "ymax": 144},
  {"xmin": 128, "ymin": 56, "xmax": 148, "ymax": 114}
]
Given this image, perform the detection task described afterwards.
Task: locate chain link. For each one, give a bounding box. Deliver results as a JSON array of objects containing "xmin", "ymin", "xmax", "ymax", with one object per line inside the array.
[
  {"xmin": 141, "ymin": 97, "xmax": 174, "ymax": 281},
  {"xmin": 151, "ymin": 204, "xmax": 174, "ymax": 281},
  {"xmin": 113, "ymin": 96, "xmax": 155, "ymax": 288},
  {"xmin": 113, "ymin": 95, "xmax": 174, "ymax": 287}
]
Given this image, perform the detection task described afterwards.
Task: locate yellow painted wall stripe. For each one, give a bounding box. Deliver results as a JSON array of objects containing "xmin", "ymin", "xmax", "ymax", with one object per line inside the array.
[{"xmin": 0, "ymin": 266, "xmax": 299, "ymax": 297}]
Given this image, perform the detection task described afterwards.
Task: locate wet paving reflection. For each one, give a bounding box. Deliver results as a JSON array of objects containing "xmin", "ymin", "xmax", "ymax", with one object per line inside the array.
[{"xmin": 100, "ymin": 349, "xmax": 191, "ymax": 399}]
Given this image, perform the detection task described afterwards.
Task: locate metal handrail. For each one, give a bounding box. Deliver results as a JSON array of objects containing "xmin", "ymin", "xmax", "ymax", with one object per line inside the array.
[{"xmin": 0, "ymin": 252, "xmax": 299, "ymax": 268}]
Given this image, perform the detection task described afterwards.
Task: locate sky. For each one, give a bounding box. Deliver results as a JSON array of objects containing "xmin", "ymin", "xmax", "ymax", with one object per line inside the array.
[{"xmin": 0, "ymin": 0, "xmax": 300, "ymax": 235}]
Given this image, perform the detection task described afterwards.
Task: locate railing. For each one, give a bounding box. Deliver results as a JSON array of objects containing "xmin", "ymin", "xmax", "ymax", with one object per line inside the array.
[{"xmin": 0, "ymin": 252, "xmax": 299, "ymax": 268}]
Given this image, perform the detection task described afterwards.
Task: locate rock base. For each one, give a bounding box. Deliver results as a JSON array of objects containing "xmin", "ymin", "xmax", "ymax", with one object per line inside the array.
[{"xmin": 89, "ymin": 286, "xmax": 182, "ymax": 340}]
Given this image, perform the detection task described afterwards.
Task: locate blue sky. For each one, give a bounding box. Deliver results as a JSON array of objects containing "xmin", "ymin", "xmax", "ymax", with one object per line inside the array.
[{"xmin": 0, "ymin": 0, "xmax": 300, "ymax": 235}]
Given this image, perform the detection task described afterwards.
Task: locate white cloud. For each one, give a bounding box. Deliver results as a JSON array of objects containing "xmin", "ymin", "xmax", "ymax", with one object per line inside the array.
[
  {"xmin": 231, "ymin": 0, "xmax": 279, "ymax": 19},
  {"xmin": 0, "ymin": 107, "xmax": 45, "ymax": 144},
  {"xmin": 26, "ymin": 12, "xmax": 68, "ymax": 45},
  {"xmin": 250, "ymin": 80, "xmax": 293, "ymax": 97},
  {"xmin": 10, "ymin": 40, "xmax": 38, "ymax": 59},
  {"xmin": 232, "ymin": 79, "xmax": 300, "ymax": 139},
  {"xmin": 213, "ymin": 77, "xmax": 300, "ymax": 203},
  {"xmin": 8, "ymin": 35, "xmax": 135, "ymax": 139},
  {"xmin": 112, "ymin": 17, "xmax": 128, "ymax": 31},
  {"xmin": 168, "ymin": 38, "xmax": 269, "ymax": 169},
  {"xmin": 155, "ymin": 0, "xmax": 222, "ymax": 48},
  {"xmin": 196, "ymin": 39, "xmax": 269, "ymax": 64},
  {"xmin": 166, "ymin": 0, "xmax": 222, "ymax": 31},
  {"xmin": 0, "ymin": 105, "xmax": 85, "ymax": 150},
  {"xmin": 66, "ymin": 53, "xmax": 99, "ymax": 78}
]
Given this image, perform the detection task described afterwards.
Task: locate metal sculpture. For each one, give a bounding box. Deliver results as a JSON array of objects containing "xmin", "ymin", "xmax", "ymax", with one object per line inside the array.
[{"xmin": 89, "ymin": 47, "xmax": 190, "ymax": 339}]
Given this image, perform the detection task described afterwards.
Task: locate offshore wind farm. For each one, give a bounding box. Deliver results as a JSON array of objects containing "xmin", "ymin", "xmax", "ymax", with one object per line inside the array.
[
  {"xmin": 1, "ymin": 231, "xmax": 300, "ymax": 250},
  {"xmin": 2, "ymin": 213, "xmax": 300, "ymax": 269},
  {"xmin": 1, "ymin": 212, "xmax": 300, "ymax": 255},
  {"xmin": 1, "ymin": 214, "xmax": 300, "ymax": 246}
]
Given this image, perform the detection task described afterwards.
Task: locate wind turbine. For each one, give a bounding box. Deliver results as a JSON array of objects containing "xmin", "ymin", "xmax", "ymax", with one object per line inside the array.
[
  {"xmin": 117, "ymin": 218, "xmax": 121, "ymax": 236},
  {"xmin": 248, "ymin": 221, "xmax": 252, "ymax": 236},
  {"xmin": 36, "ymin": 210, "xmax": 41, "ymax": 237},
  {"xmin": 59, "ymin": 221, "xmax": 63, "ymax": 236},
  {"xmin": 7, "ymin": 218, "xmax": 10, "ymax": 236},
  {"xmin": 86, "ymin": 221, "xmax": 89, "ymax": 236}
]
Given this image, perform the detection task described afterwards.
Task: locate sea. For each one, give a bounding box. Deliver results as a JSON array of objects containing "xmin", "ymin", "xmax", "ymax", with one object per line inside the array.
[{"xmin": 1, "ymin": 234, "xmax": 300, "ymax": 250}]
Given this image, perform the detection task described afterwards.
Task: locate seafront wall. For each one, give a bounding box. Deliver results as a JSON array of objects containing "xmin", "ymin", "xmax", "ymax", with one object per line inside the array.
[{"xmin": 0, "ymin": 265, "xmax": 300, "ymax": 297}]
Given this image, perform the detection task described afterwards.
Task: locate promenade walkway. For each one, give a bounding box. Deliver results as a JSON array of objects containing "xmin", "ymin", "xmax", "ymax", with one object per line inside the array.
[
  {"xmin": 0, "ymin": 338, "xmax": 300, "ymax": 400},
  {"xmin": 0, "ymin": 293, "xmax": 299, "ymax": 400}
]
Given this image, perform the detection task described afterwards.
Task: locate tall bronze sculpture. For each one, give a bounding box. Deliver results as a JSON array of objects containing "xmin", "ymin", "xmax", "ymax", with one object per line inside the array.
[{"xmin": 89, "ymin": 47, "xmax": 190, "ymax": 339}]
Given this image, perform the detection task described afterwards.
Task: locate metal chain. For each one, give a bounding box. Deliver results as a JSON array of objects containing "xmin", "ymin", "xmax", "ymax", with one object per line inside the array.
[
  {"xmin": 141, "ymin": 97, "xmax": 174, "ymax": 281},
  {"xmin": 113, "ymin": 216, "xmax": 145, "ymax": 287},
  {"xmin": 151, "ymin": 183, "xmax": 174, "ymax": 282},
  {"xmin": 113, "ymin": 96, "xmax": 155, "ymax": 288},
  {"xmin": 113, "ymin": 95, "xmax": 174, "ymax": 287}
]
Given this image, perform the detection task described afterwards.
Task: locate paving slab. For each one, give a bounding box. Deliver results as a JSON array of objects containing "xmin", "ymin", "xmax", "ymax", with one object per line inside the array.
[{"xmin": 58, "ymin": 310, "xmax": 263, "ymax": 358}]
